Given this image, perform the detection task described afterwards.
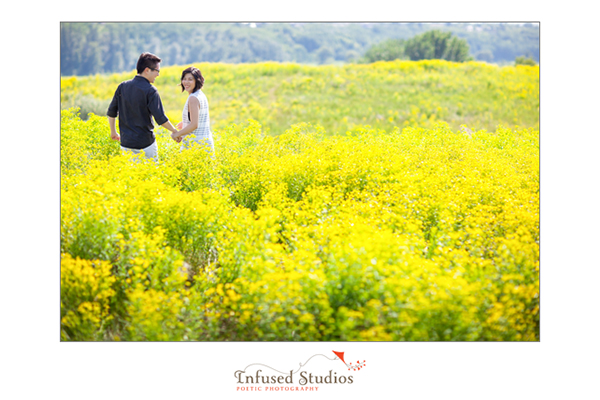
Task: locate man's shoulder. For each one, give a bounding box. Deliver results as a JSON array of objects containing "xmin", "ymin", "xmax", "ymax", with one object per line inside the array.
[
  {"xmin": 132, "ymin": 76, "xmax": 158, "ymax": 94},
  {"xmin": 120, "ymin": 77, "xmax": 136, "ymax": 85},
  {"xmin": 120, "ymin": 77, "xmax": 159, "ymax": 96},
  {"xmin": 146, "ymin": 83, "xmax": 159, "ymax": 94},
  {"xmin": 117, "ymin": 78, "xmax": 136, "ymax": 89}
]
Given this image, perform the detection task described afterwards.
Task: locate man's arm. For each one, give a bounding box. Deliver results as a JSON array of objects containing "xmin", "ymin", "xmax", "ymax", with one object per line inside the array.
[
  {"xmin": 161, "ymin": 120, "xmax": 178, "ymax": 134},
  {"xmin": 107, "ymin": 85, "xmax": 120, "ymax": 141},
  {"xmin": 161, "ymin": 120, "xmax": 182, "ymax": 143},
  {"xmin": 108, "ymin": 117, "xmax": 120, "ymax": 141},
  {"xmin": 148, "ymin": 90, "xmax": 180, "ymax": 140}
]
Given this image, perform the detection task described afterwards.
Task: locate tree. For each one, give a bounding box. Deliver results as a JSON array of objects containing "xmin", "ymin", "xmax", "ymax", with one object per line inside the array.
[
  {"xmin": 105, "ymin": 29, "xmax": 125, "ymax": 72},
  {"xmin": 316, "ymin": 46, "xmax": 334, "ymax": 64},
  {"xmin": 79, "ymin": 24, "xmax": 105, "ymax": 75},
  {"xmin": 360, "ymin": 39, "xmax": 406, "ymax": 63},
  {"xmin": 474, "ymin": 49, "xmax": 494, "ymax": 63},
  {"xmin": 404, "ymin": 30, "xmax": 471, "ymax": 62},
  {"xmin": 515, "ymin": 56, "xmax": 537, "ymax": 66}
]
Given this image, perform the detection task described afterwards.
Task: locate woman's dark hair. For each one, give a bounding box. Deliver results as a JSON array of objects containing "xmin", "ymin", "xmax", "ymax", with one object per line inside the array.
[
  {"xmin": 136, "ymin": 52, "xmax": 161, "ymax": 74},
  {"xmin": 180, "ymin": 67, "xmax": 205, "ymax": 92}
]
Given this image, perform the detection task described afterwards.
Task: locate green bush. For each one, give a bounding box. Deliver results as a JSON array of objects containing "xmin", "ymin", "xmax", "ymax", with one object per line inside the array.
[{"xmin": 515, "ymin": 56, "xmax": 537, "ymax": 66}]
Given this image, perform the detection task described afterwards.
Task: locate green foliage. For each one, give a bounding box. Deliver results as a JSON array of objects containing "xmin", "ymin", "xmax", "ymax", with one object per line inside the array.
[
  {"xmin": 404, "ymin": 30, "xmax": 472, "ymax": 62},
  {"xmin": 360, "ymin": 39, "xmax": 406, "ymax": 63},
  {"xmin": 515, "ymin": 56, "xmax": 537, "ymax": 66},
  {"xmin": 60, "ymin": 109, "xmax": 120, "ymax": 172},
  {"xmin": 61, "ymin": 254, "xmax": 116, "ymax": 341}
]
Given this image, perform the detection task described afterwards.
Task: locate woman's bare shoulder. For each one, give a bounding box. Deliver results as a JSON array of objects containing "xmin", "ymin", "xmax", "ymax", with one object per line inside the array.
[{"xmin": 188, "ymin": 95, "xmax": 200, "ymax": 106}]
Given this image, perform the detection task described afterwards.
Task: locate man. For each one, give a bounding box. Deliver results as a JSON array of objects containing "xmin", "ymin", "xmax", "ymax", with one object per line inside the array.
[{"xmin": 107, "ymin": 52, "xmax": 180, "ymax": 161}]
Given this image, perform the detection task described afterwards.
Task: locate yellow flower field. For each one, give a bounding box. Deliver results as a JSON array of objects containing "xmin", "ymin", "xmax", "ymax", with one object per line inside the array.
[{"xmin": 60, "ymin": 61, "xmax": 539, "ymax": 341}]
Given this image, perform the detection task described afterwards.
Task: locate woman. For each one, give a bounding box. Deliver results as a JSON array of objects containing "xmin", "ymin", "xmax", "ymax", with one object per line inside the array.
[{"xmin": 171, "ymin": 66, "xmax": 214, "ymax": 152}]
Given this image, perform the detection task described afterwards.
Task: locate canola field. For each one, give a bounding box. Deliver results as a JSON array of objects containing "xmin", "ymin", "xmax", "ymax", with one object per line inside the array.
[{"xmin": 60, "ymin": 60, "xmax": 539, "ymax": 341}]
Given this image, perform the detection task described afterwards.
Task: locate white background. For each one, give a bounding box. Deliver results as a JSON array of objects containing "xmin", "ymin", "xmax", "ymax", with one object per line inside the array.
[{"xmin": 2, "ymin": 1, "xmax": 599, "ymax": 398}]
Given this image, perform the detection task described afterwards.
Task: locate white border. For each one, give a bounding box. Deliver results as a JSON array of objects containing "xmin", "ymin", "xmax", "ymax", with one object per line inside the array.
[{"xmin": 4, "ymin": 1, "xmax": 599, "ymax": 398}]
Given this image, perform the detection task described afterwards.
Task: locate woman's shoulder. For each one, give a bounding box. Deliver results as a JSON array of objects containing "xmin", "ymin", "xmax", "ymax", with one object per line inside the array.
[{"xmin": 192, "ymin": 90, "xmax": 208, "ymax": 102}]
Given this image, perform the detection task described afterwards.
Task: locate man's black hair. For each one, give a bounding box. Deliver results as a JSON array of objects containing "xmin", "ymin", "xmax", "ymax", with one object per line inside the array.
[{"xmin": 137, "ymin": 52, "xmax": 162, "ymax": 74}]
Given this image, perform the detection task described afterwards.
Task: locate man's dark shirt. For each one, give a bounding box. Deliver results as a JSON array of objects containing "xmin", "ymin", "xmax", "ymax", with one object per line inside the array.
[{"xmin": 107, "ymin": 76, "xmax": 169, "ymax": 149}]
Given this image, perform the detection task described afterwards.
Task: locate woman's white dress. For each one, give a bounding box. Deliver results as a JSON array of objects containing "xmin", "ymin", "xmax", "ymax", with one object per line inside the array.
[{"xmin": 182, "ymin": 89, "xmax": 214, "ymax": 152}]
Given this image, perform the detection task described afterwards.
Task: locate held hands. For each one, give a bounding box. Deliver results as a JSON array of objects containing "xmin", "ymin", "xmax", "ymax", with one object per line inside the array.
[
  {"xmin": 171, "ymin": 131, "xmax": 183, "ymax": 143},
  {"xmin": 171, "ymin": 122, "xmax": 184, "ymax": 143}
]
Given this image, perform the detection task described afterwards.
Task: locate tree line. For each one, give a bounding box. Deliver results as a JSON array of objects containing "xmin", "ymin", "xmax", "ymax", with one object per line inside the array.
[
  {"xmin": 361, "ymin": 30, "xmax": 472, "ymax": 63},
  {"xmin": 60, "ymin": 22, "xmax": 539, "ymax": 76}
]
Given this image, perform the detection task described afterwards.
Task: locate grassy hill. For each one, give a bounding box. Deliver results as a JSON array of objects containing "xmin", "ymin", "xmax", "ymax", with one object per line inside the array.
[{"xmin": 61, "ymin": 60, "xmax": 539, "ymax": 135}]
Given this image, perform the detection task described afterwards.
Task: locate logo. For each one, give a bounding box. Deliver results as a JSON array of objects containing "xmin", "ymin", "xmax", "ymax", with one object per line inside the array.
[
  {"xmin": 234, "ymin": 351, "xmax": 366, "ymax": 392},
  {"xmin": 332, "ymin": 350, "xmax": 367, "ymax": 371}
]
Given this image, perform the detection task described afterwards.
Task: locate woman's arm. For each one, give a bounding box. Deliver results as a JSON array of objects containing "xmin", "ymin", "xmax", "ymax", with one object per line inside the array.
[{"xmin": 173, "ymin": 96, "xmax": 200, "ymax": 138}]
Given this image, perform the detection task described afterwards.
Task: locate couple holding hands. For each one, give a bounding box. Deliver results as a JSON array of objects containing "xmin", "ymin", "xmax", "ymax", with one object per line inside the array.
[{"xmin": 107, "ymin": 52, "xmax": 214, "ymax": 161}]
